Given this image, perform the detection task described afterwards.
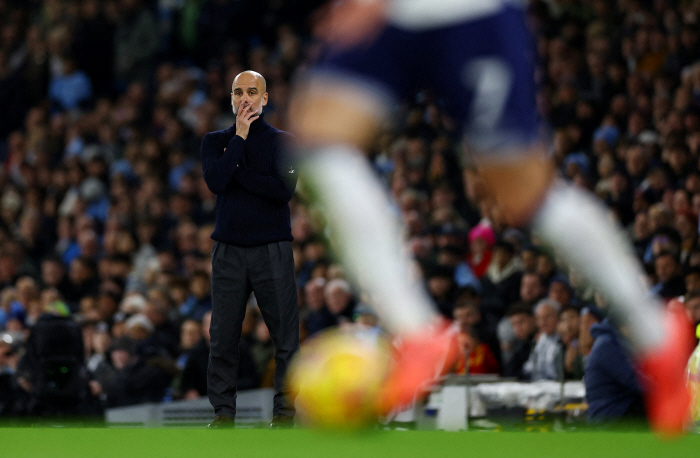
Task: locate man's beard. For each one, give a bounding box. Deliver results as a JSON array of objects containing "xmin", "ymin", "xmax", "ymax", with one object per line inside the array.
[{"xmin": 232, "ymin": 105, "xmax": 261, "ymax": 116}]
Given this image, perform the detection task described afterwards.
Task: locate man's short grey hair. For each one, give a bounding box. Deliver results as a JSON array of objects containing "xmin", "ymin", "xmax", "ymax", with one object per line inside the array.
[
  {"xmin": 534, "ymin": 298, "xmax": 561, "ymax": 315},
  {"xmin": 232, "ymin": 70, "xmax": 267, "ymax": 92}
]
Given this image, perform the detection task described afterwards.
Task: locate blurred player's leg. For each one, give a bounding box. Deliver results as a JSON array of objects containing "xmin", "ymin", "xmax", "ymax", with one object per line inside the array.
[
  {"xmin": 291, "ymin": 85, "xmax": 459, "ymax": 410},
  {"xmin": 476, "ymin": 156, "xmax": 694, "ymax": 435},
  {"xmin": 478, "ymin": 157, "xmax": 664, "ymax": 351},
  {"xmin": 458, "ymin": 2, "xmax": 694, "ymax": 434},
  {"xmin": 302, "ymin": 147, "xmax": 434, "ymax": 334}
]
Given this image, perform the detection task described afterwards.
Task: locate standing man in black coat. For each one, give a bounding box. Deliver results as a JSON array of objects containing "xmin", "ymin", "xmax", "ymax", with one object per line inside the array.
[{"xmin": 200, "ymin": 70, "xmax": 299, "ymax": 429}]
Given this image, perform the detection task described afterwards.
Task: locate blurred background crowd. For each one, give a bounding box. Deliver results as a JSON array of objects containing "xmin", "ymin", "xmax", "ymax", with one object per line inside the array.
[{"xmin": 1, "ymin": 0, "xmax": 700, "ymax": 421}]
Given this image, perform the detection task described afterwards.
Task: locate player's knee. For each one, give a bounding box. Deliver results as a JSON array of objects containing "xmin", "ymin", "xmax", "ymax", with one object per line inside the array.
[
  {"xmin": 476, "ymin": 156, "xmax": 555, "ymax": 227},
  {"xmin": 288, "ymin": 84, "xmax": 383, "ymax": 149}
]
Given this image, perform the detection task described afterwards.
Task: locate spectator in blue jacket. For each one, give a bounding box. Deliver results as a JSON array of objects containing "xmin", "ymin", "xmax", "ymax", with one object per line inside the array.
[
  {"xmin": 585, "ymin": 319, "xmax": 646, "ymax": 423},
  {"xmin": 48, "ymin": 54, "xmax": 92, "ymax": 112}
]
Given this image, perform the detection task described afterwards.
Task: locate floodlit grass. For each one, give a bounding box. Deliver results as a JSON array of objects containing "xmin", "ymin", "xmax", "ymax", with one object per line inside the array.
[{"xmin": 1, "ymin": 428, "xmax": 699, "ymax": 458}]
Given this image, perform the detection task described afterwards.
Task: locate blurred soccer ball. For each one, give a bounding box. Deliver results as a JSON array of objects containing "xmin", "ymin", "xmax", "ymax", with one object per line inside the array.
[{"xmin": 287, "ymin": 329, "xmax": 390, "ymax": 429}]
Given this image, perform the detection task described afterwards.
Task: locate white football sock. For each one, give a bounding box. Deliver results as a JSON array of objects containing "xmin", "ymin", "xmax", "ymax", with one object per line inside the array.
[
  {"xmin": 300, "ymin": 145, "xmax": 436, "ymax": 334},
  {"xmin": 534, "ymin": 183, "xmax": 664, "ymax": 352}
]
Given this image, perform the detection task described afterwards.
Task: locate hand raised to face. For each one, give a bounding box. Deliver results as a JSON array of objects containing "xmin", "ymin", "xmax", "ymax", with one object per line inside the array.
[{"xmin": 235, "ymin": 100, "xmax": 260, "ymax": 140}]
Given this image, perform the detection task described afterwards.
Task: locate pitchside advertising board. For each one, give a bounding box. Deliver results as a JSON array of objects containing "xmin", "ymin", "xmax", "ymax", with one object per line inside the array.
[{"xmin": 106, "ymin": 388, "xmax": 275, "ymax": 427}]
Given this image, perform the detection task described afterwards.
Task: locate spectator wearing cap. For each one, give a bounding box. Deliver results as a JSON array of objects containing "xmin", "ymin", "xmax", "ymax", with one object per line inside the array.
[
  {"xmin": 548, "ymin": 274, "xmax": 575, "ymax": 310},
  {"xmin": 584, "ymin": 319, "xmax": 646, "ymax": 423},
  {"xmin": 431, "ymin": 223, "xmax": 468, "ymax": 252},
  {"xmin": 523, "ymin": 299, "xmax": 563, "ymax": 381},
  {"xmin": 562, "ymin": 152, "xmax": 591, "ymax": 182},
  {"xmin": 592, "ymin": 124, "xmax": 619, "ymax": 154},
  {"xmin": 466, "ymin": 223, "xmax": 495, "ymax": 279}
]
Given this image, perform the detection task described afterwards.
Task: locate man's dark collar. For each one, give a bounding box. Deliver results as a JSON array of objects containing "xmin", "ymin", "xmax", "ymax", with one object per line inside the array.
[{"xmin": 249, "ymin": 112, "xmax": 266, "ymax": 133}]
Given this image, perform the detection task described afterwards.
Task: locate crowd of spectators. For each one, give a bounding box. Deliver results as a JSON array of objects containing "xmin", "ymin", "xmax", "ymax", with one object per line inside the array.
[{"xmin": 1, "ymin": 0, "xmax": 700, "ymax": 420}]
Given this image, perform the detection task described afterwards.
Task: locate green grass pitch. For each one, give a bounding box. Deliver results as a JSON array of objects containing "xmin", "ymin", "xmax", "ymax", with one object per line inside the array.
[{"xmin": 1, "ymin": 428, "xmax": 699, "ymax": 458}]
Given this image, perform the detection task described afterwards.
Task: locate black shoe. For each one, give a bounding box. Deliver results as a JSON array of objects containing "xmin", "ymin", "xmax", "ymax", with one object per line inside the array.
[
  {"xmin": 269, "ymin": 414, "xmax": 294, "ymax": 429},
  {"xmin": 208, "ymin": 414, "xmax": 235, "ymax": 428}
]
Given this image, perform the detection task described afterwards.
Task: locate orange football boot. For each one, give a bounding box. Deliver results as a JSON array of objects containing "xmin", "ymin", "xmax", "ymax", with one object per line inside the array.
[{"xmin": 637, "ymin": 304, "xmax": 695, "ymax": 437}]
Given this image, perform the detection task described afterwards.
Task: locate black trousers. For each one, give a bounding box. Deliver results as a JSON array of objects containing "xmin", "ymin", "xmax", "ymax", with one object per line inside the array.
[{"xmin": 208, "ymin": 240, "xmax": 299, "ymax": 418}]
